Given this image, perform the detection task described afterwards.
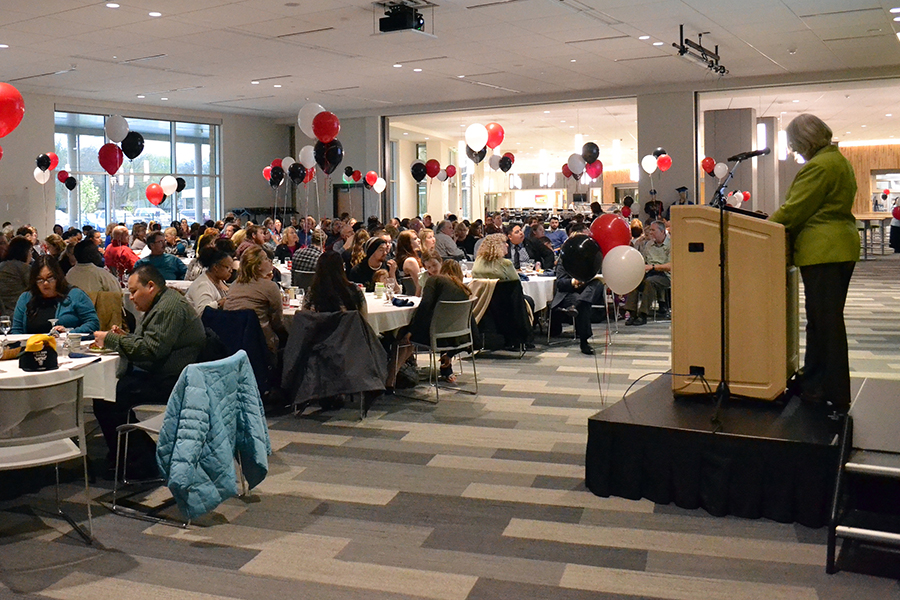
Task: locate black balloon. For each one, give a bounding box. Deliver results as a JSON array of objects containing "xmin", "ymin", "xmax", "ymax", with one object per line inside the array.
[
  {"xmin": 652, "ymin": 147, "xmax": 667, "ymax": 159},
  {"xmin": 314, "ymin": 139, "xmax": 343, "ymax": 175},
  {"xmin": 581, "ymin": 142, "xmax": 600, "ymax": 164},
  {"xmin": 288, "ymin": 162, "xmax": 307, "ymax": 185},
  {"xmin": 882, "ymin": 193, "xmax": 888, "ymax": 201},
  {"xmin": 559, "ymin": 235, "xmax": 603, "ymax": 282},
  {"xmin": 36, "ymin": 154, "xmax": 51, "ymax": 171},
  {"xmin": 364, "ymin": 180, "xmax": 372, "ymax": 190},
  {"xmin": 175, "ymin": 176, "xmax": 186, "ymax": 193},
  {"xmin": 269, "ymin": 165, "xmax": 285, "ymax": 187},
  {"xmin": 465, "ymin": 145, "xmax": 487, "ymax": 164},
  {"xmin": 344, "ymin": 166, "xmax": 354, "ymax": 177},
  {"xmin": 410, "ymin": 162, "xmax": 427, "ymax": 182},
  {"xmin": 64, "ymin": 176, "xmax": 77, "ymax": 191},
  {"xmin": 499, "ymin": 156, "xmax": 512, "ymax": 173},
  {"xmin": 121, "ymin": 131, "xmax": 145, "ymax": 160}
]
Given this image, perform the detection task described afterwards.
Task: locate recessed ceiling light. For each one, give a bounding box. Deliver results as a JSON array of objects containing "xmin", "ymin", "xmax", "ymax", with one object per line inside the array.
[
  {"xmin": 460, "ymin": 124, "xmax": 466, "ymax": 127},
  {"xmin": 569, "ymin": 126, "xmax": 574, "ymax": 128},
  {"xmin": 543, "ymin": 110, "xmax": 550, "ymax": 114},
  {"xmin": 652, "ymin": 41, "xmax": 663, "ymax": 46},
  {"xmin": 457, "ymin": 75, "xmax": 465, "ymax": 78},
  {"xmin": 106, "ymin": 2, "xmax": 119, "ymax": 7},
  {"xmin": 393, "ymin": 63, "xmax": 402, "ymax": 68},
  {"xmin": 273, "ymin": 84, "xmax": 281, "ymax": 88},
  {"xmin": 136, "ymin": 94, "xmax": 145, "ymax": 98},
  {"xmin": 0, "ymin": 44, "xmax": 8, "ymax": 49},
  {"xmin": 413, "ymin": 68, "xmax": 422, "ymax": 72},
  {"xmin": 424, "ymin": 137, "xmax": 429, "ymax": 140},
  {"xmin": 862, "ymin": 124, "xmax": 867, "ymax": 127},
  {"xmin": 403, "ymin": 132, "xmax": 408, "ymax": 135},
  {"xmin": 894, "ymin": 16, "xmax": 900, "ymax": 21},
  {"xmin": 638, "ymin": 35, "xmax": 650, "ymax": 40},
  {"xmin": 891, "ymin": 7, "xmax": 900, "ymax": 12},
  {"xmin": 846, "ymin": 131, "xmax": 851, "ymax": 134},
  {"xmin": 570, "ymin": 59, "xmax": 576, "ymax": 63},
  {"xmin": 560, "ymin": 120, "xmax": 565, "ymax": 123},
  {"xmin": 251, "ymin": 81, "xmax": 259, "ymax": 85},
  {"xmin": 160, "ymin": 97, "xmax": 168, "ymax": 100},
  {"xmin": 888, "ymin": 113, "xmax": 893, "ymax": 117},
  {"xmin": 149, "ymin": 11, "xmax": 162, "ymax": 17},
  {"xmin": 792, "ymin": 99, "xmax": 799, "ymax": 103}
]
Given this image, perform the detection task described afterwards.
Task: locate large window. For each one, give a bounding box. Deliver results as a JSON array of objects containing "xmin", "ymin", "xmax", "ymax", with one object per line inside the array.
[{"xmin": 54, "ymin": 112, "xmax": 221, "ymax": 229}]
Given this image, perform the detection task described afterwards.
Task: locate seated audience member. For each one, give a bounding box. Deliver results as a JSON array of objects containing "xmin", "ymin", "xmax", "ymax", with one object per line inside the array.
[
  {"xmin": 223, "ymin": 245, "xmax": 285, "ymax": 357},
  {"xmin": 163, "ymin": 227, "xmax": 187, "ymax": 256},
  {"xmin": 17, "ymin": 226, "xmax": 42, "ymax": 262},
  {"xmin": 505, "ymin": 222, "xmax": 547, "ymax": 270},
  {"xmin": 418, "ymin": 249, "xmax": 443, "ymax": 291},
  {"xmin": 472, "ymin": 233, "xmax": 517, "ymax": 281},
  {"xmin": 422, "ymin": 214, "xmax": 434, "ymax": 230},
  {"xmin": 11, "ymin": 255, "xmax": 100, "ymax": 334},
  {"xmin": 462, "ymin": 222, "xmax": 482, "ymax": 257},
  {"xmin": 43, "ymin": 234, "xmax": 66, "ymax": 262},
  {"xmin": 434, "ymin": 219, "xmax": 465, "ymax": 260},
  {"xmin": 275, "ymin": 226, "xmax": 300, "ymax": 262},
  {"xmin": 395, "ymin": 230, "xmax": 423, "ymax": 296},
  {"xmin": 102, "ymin": 226, "xmax": 138, "ymax": 279},
  {"xmin": 332, "ymin": 222, "xmax": 354, "ymax": 253},
  {"xmin": 185, "ymin": 247, "xmax": 233, "ymax": 316},
  {"xmin": 303, "ymin": 250, "xmax": 366, "ymax": 316},
  {"xmin": 130, "ymin": 222, "xmax": 148, "ymax": 253},
  {"xmin": 92, "ymin": 264, "xmax": 207, "ymax": 475},
  {"xmin": 0, "ymin": 236, "xmax": 33, "ymax": 317},
  {"xmin": 59, "ymin": 230, "xmax": 81, "ymax": 273},
  {"xmin": 344, "ymin": 229, "xmax": 370, "ymax": 271},
  {"xmin": 134, "ymin": 231, "xmax": 187, "ymax": 280},
  {"xmin": 484, "ymin": 212, "xmax": 503, "ymax": 235},
  {"xmin": 623, "ymin": 219, "xmax": 671, "ymax": 326},
  {"xmin": 291, "ymin": 229, "xmax": 325, "ymax": 276},
  {"xmin": 184, "ymin": 232, "xmax": 217, "ymax": 281},
  {"xmin": 454, "ymin": 222, "xmax": 471, "ymax": 257},
  {"xmin": 87, "ymin": 228, "xmax": 106, "ymax": 259},
  {"xmin": 348, "ymin": 237, "xmax": 397, "ymax": 292},
  {"xmin": 418, "ymin": 228, "xmax": 436, "ymax": 254},
  {"xmin": 546, "ymin": 216, "xmax": 568, "ymax": 250},
  {"xmin": 66, "ymin": 239, "xmax": 121, "ymax": 293},
  {"xmin": 235, "ymin": 224, "xmax": 267, "ymax": 259},
  {"xmin": 526, "ymin": 222, "xmax": 556, "ymax": 269},
  {"xmin": 550, "ymin": 231, "xmax": 605, "ymax": 355},
  {"xmin": 630, "ymin": 219, "xmax": 643, "ymax": 240}
]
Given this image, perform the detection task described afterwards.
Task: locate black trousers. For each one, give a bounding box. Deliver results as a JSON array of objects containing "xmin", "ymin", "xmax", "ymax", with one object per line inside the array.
[
  {"xmin": 93, "ymin": 369, "xmax": 180, "ymax": 460},
  {"xmin": 800, "ymin": 261, "xmax": 855, "ymax": 410}
]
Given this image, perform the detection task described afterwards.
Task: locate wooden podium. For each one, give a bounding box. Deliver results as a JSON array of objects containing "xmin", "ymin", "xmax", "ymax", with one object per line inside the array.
[{"xmin": 670, "ymin": 206, "xmax": 799, "ymax": 401}]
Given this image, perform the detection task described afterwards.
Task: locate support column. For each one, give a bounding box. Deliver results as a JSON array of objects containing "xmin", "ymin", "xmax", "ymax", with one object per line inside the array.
[
  {"xmin": 704, "ymin": 108, "xmax": 758, "ymax": 207},
  {"xmin": 637, "ymin": 91, "xmax": 696, "ymax": 214}
]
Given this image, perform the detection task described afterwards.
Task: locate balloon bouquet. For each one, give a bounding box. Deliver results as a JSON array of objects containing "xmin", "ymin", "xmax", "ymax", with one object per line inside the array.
[
  {"xmin": 562, "ymin": 143, "xmax": 604, "ymax": 182},
  {"xmin": 701, "ymin": 155, "xmax": 751, "ymax": 208}
]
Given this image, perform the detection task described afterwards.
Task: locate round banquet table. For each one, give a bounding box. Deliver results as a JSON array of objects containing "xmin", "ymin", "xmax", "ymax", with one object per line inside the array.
[
  {"xmin": 464, "ymin": 275, "xmax": 555, "ymax": 309},
  {"xmin": 282, "ymin": 293, "xmax": 420, "ymax": 336}
]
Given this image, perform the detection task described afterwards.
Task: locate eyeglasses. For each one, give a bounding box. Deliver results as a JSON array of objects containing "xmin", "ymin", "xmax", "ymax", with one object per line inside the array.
[{"xmin": 36, "ymin": 276, "xmax": 56, "ymax": 285}]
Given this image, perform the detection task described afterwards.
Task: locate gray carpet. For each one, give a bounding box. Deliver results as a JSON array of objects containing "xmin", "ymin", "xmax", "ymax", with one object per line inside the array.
[{"xmin": 2, "ymin": 253, "xmax": 900, "ymax": 599}]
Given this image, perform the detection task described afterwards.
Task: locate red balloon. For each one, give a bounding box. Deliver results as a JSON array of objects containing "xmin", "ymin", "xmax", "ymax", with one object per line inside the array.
[
  {"xmin": 884, "ymin": 189, "xmax": 891, "ymax": 195},
  {"xmin": 590, "ymin": 213, "xmax": 631, "ymax": 255},
  {"xmin": 621, "ymin": 206, "xmax": 631, "ymax": 219},
  {"xmin": 98, "ymin": 143, "xmax": 123, "ymax": 175},
  {"xmin": 893, "ymin": 206, "xmax": 900, "ymax": 220},
  {"xmin": 312, "ymin": 111, "xmax": 340, "ymax": 143},
  {"xmin": 271, "ymin": 158, "xmax": 282, "ymax": 169},
  {"xmin": 425, "ymin": 159, "xmax": 440, "ymax": 178},
  {"xmin": 657, "ymin": 155, "xmax": 672, "ymax": 172},
  {"xmin": 743, "ymin": 191, "xmax": 751, "ymax": 202},
  {"xmin": 445, "ymin": 165, "xmax": 457, "ymax": 178},
  {"xmin": 57, "ymin": 170, "xmax": 69, "ymax": 183},
  {"xmin": 146, "ymin": 183, "xmax": 164, "ymax": 206},
  {"xmin": 352, "ymin": 169, "xmax": 361, "ymax": 182},
  {"xmin": 263, "ymin": 165, "xmax": 272, "ymax": 181},
  {"xmin": 585, "ymin": 160, "xmax": 603, "ymax": 179},
  {"xmin": 47, "ymin": 152, "xmax": 59, "ymax": 171},
  {"xmin": 503, "ymin": 152, "xmax": 515, "ymax": 164},
  {"xmin": 365, "ymin": 170, "xmax": 378, "ymax": 186},
  {"xmin": 0, "ymin": 83, "xmax": 25, "ymax": 138},
  {"xmin": 561, "ymin": 164, "xmax": 572, "ymax": 178},
  {"xmin": 304, "ymin": 166, "xmax": 315, "ymax": 183},
  {"xmin": 485, "ymin": 122, "xmax": 504, "ymax": 149},
  {"xmin": 701, "ymin": 156, "xmax": 715, "ymax": 174}
]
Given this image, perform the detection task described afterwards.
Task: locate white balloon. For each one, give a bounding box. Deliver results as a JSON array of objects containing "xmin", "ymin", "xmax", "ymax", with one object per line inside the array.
[
  {"xmin": 713, "ymin": 162, "xmax": 729, "ymax": 180},
  {"xmin": 727, "ymin": 192, "xmax": 742, "ymax": 207},
  {"xmin": 601, "ymin": 245, "xmax": 646, "ymax": 296},
  {"xmin": 641, "ymin": 154, "xmax": 658, "ymax": 175},
  {"xmin": 160, "ymin": 175, "xmax": 178, "ymax": 195},
  {"xmin": 297, "ymin": 102, "xmax": 325, "ymax": 139},
  {"xmin": 105, "ymin": 115, "xmax": 129, "ymax": 143},
  {"xmin": 465, "ymin": 123, "xmax": 488, "ymax": 152},
  {"xmin": 488, "ymin": 155, "xmax": 502, "ymax": 170},
  {"xmin": 33, "ymin": 167, "xmax": 51, "ymax": 185},
  {"xmin": 373, "ymin": 177, "xmax": 386, "ymax": 193},
  {"xmin": 299, "ymin": 145, "xmax": 316, "ymax": 168},
  {"xmin": 436, "ymin": 169, "xmax": 448, "ymax": 181},
  {"xmin": 568, "ymin": 153, "xmax": 586, "ymax": 175},
  {"xmin": 282, "ymin": 156, "xmax": 295, "ymax": 170}
]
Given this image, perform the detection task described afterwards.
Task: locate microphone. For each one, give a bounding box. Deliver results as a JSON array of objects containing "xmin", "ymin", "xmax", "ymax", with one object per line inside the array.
[{"xmin": 727, "ymin": 148, "xmax": 771, "ymax": 162}]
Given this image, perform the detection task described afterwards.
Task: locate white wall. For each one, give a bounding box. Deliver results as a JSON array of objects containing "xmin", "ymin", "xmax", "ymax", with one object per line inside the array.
[
  {"xmin": 637, "ymin": 91, "xmax": 697, "ymax": 211},
  {"xmin": 0, "ymin": 91, "xmax": 289, "ymax": 235},
  {"xmin": 333, "ymin": 116, "xmax": 382, "ymax": 219},
  {"xmin": 396, "ymin": 138, "xmax": 417, "ymax": 218}
]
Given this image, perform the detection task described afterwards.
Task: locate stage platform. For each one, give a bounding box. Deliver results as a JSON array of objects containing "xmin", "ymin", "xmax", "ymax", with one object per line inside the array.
[{"xmin": 585, "ymin": 374, "xmax": 841, "ymax": 528}]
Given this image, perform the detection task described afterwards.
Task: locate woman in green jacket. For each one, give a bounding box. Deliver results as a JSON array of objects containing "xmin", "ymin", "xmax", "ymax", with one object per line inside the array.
[{"xmin": 770, "ymin": 114, "xmax": 858, "ymax": 412}]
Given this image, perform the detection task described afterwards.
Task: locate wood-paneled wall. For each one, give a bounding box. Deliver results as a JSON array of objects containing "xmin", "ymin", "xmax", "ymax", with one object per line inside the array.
[
  {"xmin": 602, "ymin": 169, "xmax": 637, "ymax": 203},
  {"xmin": 839, "ymin": 145, "xmax": 900, "ymax": 214}
]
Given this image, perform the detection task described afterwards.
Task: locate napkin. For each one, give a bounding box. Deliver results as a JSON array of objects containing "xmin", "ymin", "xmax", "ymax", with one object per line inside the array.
[
  {"xmin": 518, "ymin": 273, "xmax": 530, "ymax": 282},
  {"xmin": 392, "ymin": 297, "xmax": 414, "ymax": 307}
]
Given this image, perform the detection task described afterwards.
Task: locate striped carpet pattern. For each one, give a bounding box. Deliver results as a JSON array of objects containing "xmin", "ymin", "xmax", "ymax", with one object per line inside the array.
[{"xmin": 1, "ymin": 254, "xmax": 899, "ymax": 600}]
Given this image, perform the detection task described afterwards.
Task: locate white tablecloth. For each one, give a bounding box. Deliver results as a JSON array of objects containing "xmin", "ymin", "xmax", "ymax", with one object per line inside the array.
[
  {"xmin": 283, "ymin": 294, "xmax": 420, "ymax": 336},
  {"xmin": 464, "ymin": 276, "xmax": 556, "ymax": 309}
]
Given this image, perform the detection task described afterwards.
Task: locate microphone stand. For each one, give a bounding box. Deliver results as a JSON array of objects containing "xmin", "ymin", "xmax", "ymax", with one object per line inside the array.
[{"xmin": 709, "ymin": 160, "xmax": 742, "ymax": 429}]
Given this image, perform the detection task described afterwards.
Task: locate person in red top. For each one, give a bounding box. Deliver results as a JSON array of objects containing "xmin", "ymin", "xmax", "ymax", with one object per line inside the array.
[{"xmin": 104, "ymin": 225, "xmax": 139, "ymax": 279}]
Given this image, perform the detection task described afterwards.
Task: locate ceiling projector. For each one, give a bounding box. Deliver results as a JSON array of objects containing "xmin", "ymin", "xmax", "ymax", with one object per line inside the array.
[{"xmin": 379, "ymin": 5, "xmax": 425, "ymax": 33}]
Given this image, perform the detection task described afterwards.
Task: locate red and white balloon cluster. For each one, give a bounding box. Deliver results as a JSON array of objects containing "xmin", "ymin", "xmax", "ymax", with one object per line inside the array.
[
  {"xmin": 726, "ymin": 190, "xmax": 751, "ymax": 207},
  {"xmin": 145, "ymin": 176, "xmax": 186, "ymax": 206},
  {"xmin": 98, "ymin": 115, "xmax": 146, "ymax": 177},
  {"xmin": 296, "ymin": 102, "xmax": 344, "ymax": 178},
  {"xmin": 701, "ymin": 156, "xmax": 730, "ymax": 180},
  {"xmin": 263, "ymin": 157, "xmax": 314, "ymax": 189},
  {"xmin": 464, "ymin": 122, "xmax": 505, "ymax": 165},
  {"xmin": 411, "ymin": 159, "xmax": 457, "ymax": 183},
  {"xmin": 562, "ymin": 143, "xmax": 603, "ymax": 180},
  {"xmin": 0, "ymin": 82, "xmax": 25, "ymax": 164},
  {"xmin": 641, "ymin": 147, "xmax": 672, "ymax": 175}
]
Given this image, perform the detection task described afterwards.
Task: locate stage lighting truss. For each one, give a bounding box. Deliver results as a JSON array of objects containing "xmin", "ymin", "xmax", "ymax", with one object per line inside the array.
[{"xmin": 672, "ymin": 25, "xmax": 728, "ymax": 76}]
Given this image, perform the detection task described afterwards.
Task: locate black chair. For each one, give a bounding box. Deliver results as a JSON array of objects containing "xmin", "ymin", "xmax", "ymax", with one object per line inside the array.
[
  {"xmin": 201, "ymin": 307, "xmax": 271, "ymax": 396},
  {"xmin": 292, "ymin": 270, "xmax": 315, "ymax": 290},
  {"xmin": 476, "ymin": 279, "xmax": 533, "ymax": 355}
]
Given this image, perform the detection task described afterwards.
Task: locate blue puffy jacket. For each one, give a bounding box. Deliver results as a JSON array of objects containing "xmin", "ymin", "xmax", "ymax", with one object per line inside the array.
[{"xmin": 156, "ymin": 350, "xmax": 271, "ymax": 520}]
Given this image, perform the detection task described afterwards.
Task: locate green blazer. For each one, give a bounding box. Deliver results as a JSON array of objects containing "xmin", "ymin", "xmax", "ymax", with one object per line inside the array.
[{"xmin": 770, "ymin": 145, "xmax": 859, "ymax": 267}]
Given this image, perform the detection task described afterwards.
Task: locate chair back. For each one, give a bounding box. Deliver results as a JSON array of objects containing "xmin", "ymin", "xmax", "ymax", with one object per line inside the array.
[
  {"xmin": 849, "ymin": 378, "xmax": 900, "ymax": 454},
  {"xmin": 87, "ymin": 290, "xmax": 125, "ymax": 331},
  {"xmin": 201, "ymin": 307, "xmax": 271, "ymax": 395},
  {"xmin": 430, "ymin": 299, "xmax": 475, "ymax": 347},
  {"xmin": 292, "ymin": 270, "xmax": 316, "ymax": 290},
  {"xmin": 0, "ymin": 374, "xmax": 84, "ymax": 450},
  {"xmin": 400, "ymin": 275, "xmax": 417, "ymax": 296}
]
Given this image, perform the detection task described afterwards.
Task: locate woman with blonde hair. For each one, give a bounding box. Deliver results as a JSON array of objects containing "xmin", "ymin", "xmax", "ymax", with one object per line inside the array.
[
  {"xmin": 472, "ymin": 233, "xmax": 517, "ymax": 281},
  {"xmin": 223, "ymin": 245, "xmax": 285, "ymax": 358},
  {"xmin": 230, "ymin": 227, "xmax": 248, "ymax": 248},
  {"xmin": 418, "ymin": 228, "xmax": 436, "ymax": 253},
  {"xmin": 43, "ymin": 234, "xmax": 66, "ymax": 260},
  {"xmin": 345, "ymin": 229, "xmax": 369, "ymax": 271},
  {"xmin": 395, "ymin": 230, "xmax": 423, "ymax": 295}
]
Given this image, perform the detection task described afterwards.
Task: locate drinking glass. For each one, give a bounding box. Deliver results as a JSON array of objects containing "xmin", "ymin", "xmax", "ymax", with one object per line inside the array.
[
  {"xmin": 0, "ymin": 315, "xmax": 10, "ymax": 345},
  {"xmin": 48, "ymin": 318, "xmax": 59, "ymax": 334}
]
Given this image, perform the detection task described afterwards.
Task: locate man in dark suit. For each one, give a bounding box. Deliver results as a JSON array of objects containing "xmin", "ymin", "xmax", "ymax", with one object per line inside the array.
[{"xmin": 549, "ymin": 230, "xmax": 604, "ymax": 355}]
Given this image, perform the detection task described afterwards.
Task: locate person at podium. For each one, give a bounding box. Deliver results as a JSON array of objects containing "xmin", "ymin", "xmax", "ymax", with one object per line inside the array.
[{"xmin": 769, "ymin": 113, "xmax": 859, "ymax": 412}]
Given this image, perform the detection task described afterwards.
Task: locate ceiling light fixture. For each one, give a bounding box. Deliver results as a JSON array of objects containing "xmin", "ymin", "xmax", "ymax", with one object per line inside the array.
[
  {"xmin": 457, "ymin": 75, "xmax": 464, "ymax": 78},
  {"xmin": 888, "ymin": 114, "xmax": 893, "ymax": 117},
  {"xmin": 393, "ymin": 63, "xmax": 402, "ymax": 67},
  {"xmin": 274, "ymin": 84, "xmax": 281, "ymax": 88},
  {"xmin": 413, "ymin": 68, "xmax": 422, "ymax": 72},
  {"xmin": 570, "ymin": 59, "xmax": 576, "ymax": 62},
  {"xmin": 0, "ymin": 44, "xmax": 7, "ymax": 49},
  {"xmin": 638, "ymin": 35, "xmax": 650, "ymax": 40},
  {"xmin": 137, "ymin": 94, "xmax": 145, "ymax": 98},
  {"xmin": 149, "ymin": 12, "xmax": 162, "ymax": 17},
  {"xmin": 672, "ymin": 25, "xmax": 727, "ymax": 75},
  {"xmin": 543, "ymin": 110, "xmax": 550, "ymax": 114},
  {"xmin": 106, "ymin": 2, "xmax": 119, "ymax": 7},
  {"xmin": 652, "ymin": 41, "xmax": 663, "ymax": 46},
  {"xmin": 161, "ymin": 97, "xmax": 168, "ymax": 100}
]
